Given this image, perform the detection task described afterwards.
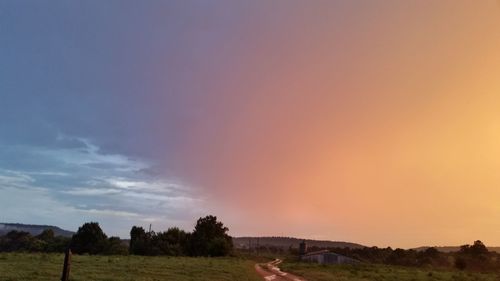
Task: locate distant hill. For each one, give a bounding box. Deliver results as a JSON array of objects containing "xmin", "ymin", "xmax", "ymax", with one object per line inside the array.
[
  {"xmin": 414, "ymin": 246, "xmax": 500, "ymax": 253},
  {"xmin": 233, "ymin": 236, "xmax": 365, "ymax": 250},
  {"xmin": 0, "ymin": 223, "xmax": 74, "ymax": 237}
]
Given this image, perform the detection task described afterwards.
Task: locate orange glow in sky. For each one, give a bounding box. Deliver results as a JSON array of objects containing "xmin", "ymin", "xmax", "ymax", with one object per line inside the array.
[{"xmin": 172, "ymin": 1, "xmax": 500, "ymax": 248}]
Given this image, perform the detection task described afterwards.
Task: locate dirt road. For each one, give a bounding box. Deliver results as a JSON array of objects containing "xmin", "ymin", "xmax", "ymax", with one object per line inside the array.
[{"xmin": 255, "ymin": 259, "xmax": 306, "ymax": 281}]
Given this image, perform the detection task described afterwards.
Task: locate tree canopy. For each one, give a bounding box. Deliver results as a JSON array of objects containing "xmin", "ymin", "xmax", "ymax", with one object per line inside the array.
[
  {"xmin": 189, "ymin": 215, "xmax": 233, "ymax": 256},
  {"xmin": 70, "ymin": 222, "xmax": 108, "ymax": 254}
]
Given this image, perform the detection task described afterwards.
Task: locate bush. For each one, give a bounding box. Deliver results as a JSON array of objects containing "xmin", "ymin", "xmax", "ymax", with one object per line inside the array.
[{"xmin": 104, "ymin": 237, "xmax": 128, "ymax": 255}]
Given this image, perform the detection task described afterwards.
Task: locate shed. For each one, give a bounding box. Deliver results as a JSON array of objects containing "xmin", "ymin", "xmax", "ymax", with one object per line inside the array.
[{"xmin": 301, "ymin": 250, "xmax": 358, "ymax": 265}]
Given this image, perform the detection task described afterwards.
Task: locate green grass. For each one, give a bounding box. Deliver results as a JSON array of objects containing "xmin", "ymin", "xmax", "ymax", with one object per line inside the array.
[
  {"xmin": 281, "ymin": 261, "xmax": 500, "ymax": 281},
  {"xmin": 0, "ymin": 253, "xmax": 262, "ymax": 281}
]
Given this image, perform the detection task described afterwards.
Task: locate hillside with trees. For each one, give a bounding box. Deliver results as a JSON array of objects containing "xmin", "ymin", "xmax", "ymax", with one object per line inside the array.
[
  {"xmin": 0, "ymin": 223, "xmax": 74, "ymax": 237},
  {"xmin": 233, "ymin": 236, "xmax": 364, "ymax": 250}
]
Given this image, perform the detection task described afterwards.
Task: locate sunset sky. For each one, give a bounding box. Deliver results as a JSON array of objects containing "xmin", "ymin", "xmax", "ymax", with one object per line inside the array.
[{"xmin": 1, "ymin": 1, "xmax": 500, "ymax": 248}]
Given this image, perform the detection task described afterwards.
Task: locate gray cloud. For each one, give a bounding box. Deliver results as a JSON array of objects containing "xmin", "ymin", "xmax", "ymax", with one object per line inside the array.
[{"xmin": 0, "ymin": 136, "xmax": 204, "ymax": 237}]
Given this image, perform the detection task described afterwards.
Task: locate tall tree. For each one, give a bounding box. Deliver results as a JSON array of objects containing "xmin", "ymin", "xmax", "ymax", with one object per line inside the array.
[
  {"xmin": 190, "ymin": 215, "xmax": 233, "ymax": 256},
  {"xmin": 129, "ymin": 226, "xmax": 150, "ymax": 255},
  {"xmin": 71, "ymin": 222, "xmax": 108, "ymax": 254}
]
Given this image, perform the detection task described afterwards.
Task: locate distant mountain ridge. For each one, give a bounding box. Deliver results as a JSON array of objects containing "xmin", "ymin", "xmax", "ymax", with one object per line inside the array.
[
  {"xmin": 233, "ymin": 236, "xmax": 365, "ymax": 249},
  {"xmin": 0, "ymin": 223, "xmax": 74, "ymax": 237}
]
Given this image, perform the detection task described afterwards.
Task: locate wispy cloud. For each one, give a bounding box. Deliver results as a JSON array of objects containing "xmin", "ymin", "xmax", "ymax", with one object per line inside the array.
[
  {"xmin": 37, "ymin": 135, "xmax": 149, "ymax": 172},
  {"xmin": 80, "ymin": 208, "xmax": 140, "ymax": 218},
  {"xmin": 0, "ymin": 136, "xmax": 203, "ymax": 236},
  {"xmin": 0, "ymin": 169, "xmax": 35, "ymax": 186},
  {"xmin": 62, "ymin": 188, "xmax": 122, "ymax": 196}
]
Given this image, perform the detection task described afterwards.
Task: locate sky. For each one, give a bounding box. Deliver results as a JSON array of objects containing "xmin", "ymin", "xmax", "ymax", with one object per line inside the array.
[{"xmin": 1, "ymin": 1, "xmax": 500, "ymax": 248}]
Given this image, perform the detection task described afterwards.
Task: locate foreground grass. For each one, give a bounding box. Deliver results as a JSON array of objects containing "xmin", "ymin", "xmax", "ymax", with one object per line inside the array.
[
  {"xmin": 0, "ymin": 253, "xmax": 261, "ymax": 281},
  {"xmin": 281, "ymin": 261, "xmax": 500, "ymax": 281}
]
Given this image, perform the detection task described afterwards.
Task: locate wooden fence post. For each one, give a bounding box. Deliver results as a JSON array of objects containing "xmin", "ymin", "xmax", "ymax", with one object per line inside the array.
[{"xmin": 61, "ymin": 248, "xmax": 72, "ymax": 281}]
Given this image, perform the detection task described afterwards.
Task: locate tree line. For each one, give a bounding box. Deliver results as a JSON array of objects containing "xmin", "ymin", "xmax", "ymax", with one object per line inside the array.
[
  {"xmin": 0, "ymin": 215, "xmax": 233, "ymax": 257},
  {"xmin": 301, "ymin": 240, "xmax": 500, "ymax": 272},
  {"xmin": 4, "ymin": 218, "xmax": 499, "ymax": 273},
  {"xmin": 0, "ymin": 228, "xmax": 70, "ymax": 253}
]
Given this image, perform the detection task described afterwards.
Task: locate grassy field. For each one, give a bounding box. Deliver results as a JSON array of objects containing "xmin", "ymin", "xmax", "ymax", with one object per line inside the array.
[
  {"xmin": 281, "ymin": 261, "xmax": 500, "ymax": 281},
  {"xmin": 0, "ymin": 253, "xmax": 261, "ymax": 281}
]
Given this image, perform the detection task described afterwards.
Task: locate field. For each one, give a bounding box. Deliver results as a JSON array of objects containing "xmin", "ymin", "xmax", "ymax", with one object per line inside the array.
[
  {"xmin": 281, "ymin": 261, "xmax": 500, "ymax": 281},
  {"xmin": 0, "ymin": 253, "xmax": 261, "ymax": 281},
  {"xmin": 5, "ymin": 253, "xmax": 500, "ymax": 281}
]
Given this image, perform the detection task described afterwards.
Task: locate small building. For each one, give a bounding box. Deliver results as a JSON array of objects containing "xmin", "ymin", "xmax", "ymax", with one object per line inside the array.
[{"xmin": 301, "ymin": 250, "xmax": 359, "ymax": 265}]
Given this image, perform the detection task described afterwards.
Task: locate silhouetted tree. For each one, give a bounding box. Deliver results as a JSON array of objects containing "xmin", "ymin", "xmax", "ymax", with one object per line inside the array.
[
  {"xmin": 129, "ymin": 226, "xmax": 150, "ymax": 255},
  {"xmin": 456, "ymin": 240, "xmax": 492, "ymax": 270},
  {"xmin": 71, "ymin": 222, "xmax": 108, "ymax": 254},
  {"xmin": 189, "ymin": 215, "xmax": 233, "ymax": 256},
  {"xmin": 0, "ymin": 231, "xmax": 43, "ymax": 252},
  {"xmin": 418, "ymin": 247, "xmax": 449, "ymax": 267},
  {"xmin": 386, "ymin": 248, "xmax": 418, "ymax": 266},
  {"xmin": 152, "ymin": 227, "xmax": 189, "ymax": 256},
  {"xmin": 470, "ymin": 240, "xmax": 488, "ymax": 256}
]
